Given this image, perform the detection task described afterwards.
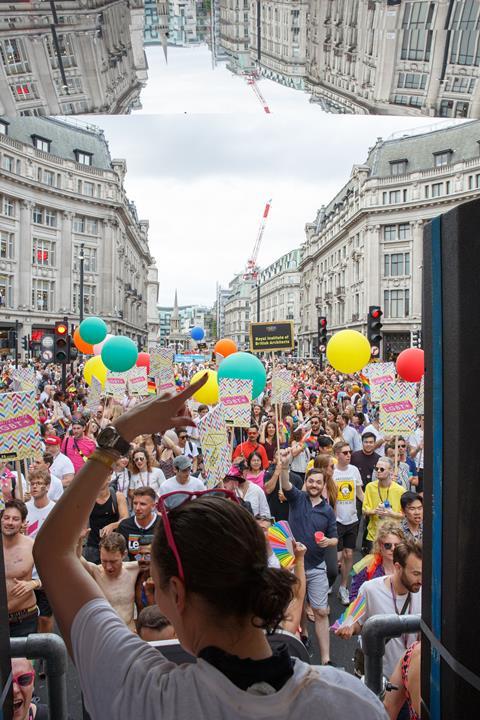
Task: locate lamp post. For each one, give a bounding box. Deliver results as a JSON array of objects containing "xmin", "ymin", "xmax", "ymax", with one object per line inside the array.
[{"xmin": 78, "ymin": 243, "xmax": 85, "ymax": 324}]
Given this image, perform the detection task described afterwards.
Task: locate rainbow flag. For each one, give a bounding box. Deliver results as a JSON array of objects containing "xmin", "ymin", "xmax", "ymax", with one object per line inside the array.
[
  {"xmin": 359, "ymin": 372, "xmax": 370, "ymax": 393},
  {"xmin": 330, "ymin": 594, "xmax": 366, "ymax": 631},
  {"xmin": 147, "ymin": 377, "xmax": 156, "ymax": 395}
]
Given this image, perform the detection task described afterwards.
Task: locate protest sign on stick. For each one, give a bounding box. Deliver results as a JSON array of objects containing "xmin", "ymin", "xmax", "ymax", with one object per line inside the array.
[
  {"xmin": 86, "ymin": 376, "xmax": 102, "ymax": 412},
  {"xmin": 417, "ymin": 376, "xmax": 424, "ymax": 415},
  {"xmin": 271, "ymin": 367, "xmax": 292, "ymax": 404},
  {"xmin": 104, "ymin": 371, "xmax": 128, "ymax": 399},
  {"xmin": 0, "ymin": 391, "xmax": 42, "ymax": 461},
  {"xmin": 12, "ymin": 367, "xmax": 36, "ymax": 392},
  {"xmin": 198, "ymin": 404, "xmax": 230, "ymax": 490},
  {"xmin": 150, "ymin": 346, "xmax": 174, "ymax": 376},
  {"xmin": 379, "ymin": 382, "xmax": 417, "ymax": 436},
  {"xmin": 219, "ymin": 378, "xmax": 252, "ymax": 427},
  {"xmin": 128, "ymin": 366, "xmax": 148, "ymax": 396},
  {"xmin": 364, "ymin": 362, "xmax": 396, "ymax": 403}
]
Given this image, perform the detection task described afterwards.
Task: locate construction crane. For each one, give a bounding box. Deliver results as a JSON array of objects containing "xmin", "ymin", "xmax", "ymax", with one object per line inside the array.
[
  {"xmin": 245, "ymin": 73, "xmax": 271, "ymax": 114},
  {"xmin": 244, "ymin": 199, "xmax": 272, "ymax": 280}
]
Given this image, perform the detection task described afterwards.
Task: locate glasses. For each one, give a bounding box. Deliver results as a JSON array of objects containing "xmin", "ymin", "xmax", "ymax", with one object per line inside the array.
[
  {"xmin": 134, "ymin": 552, "xmax": 151, "ymax": 562},
  {"xmin": 341, "ymin": 450, "xmax": 351, "ymax": 455},
  {"xmin": 375, "ymin": 466, "xmax": 387, "ymax": 472},
  {"xmin": 398, "ymin": 444, "xmax": 406, "ymax": 449},
  {"xmin": 30, "ymin": 482, "xmax": 47, "ymax": 487},
  {"xmin": 382, "ymin": 542, "xmax": 399, "ymax": 550},
  {"xmin": 12, "ymin": 671, "xmax": 35, "ymax": 687},
  {"xmin": 156, "ymin": 489, "xmax": 240, "ymax": 581},
  {"xmin": 134, "ymin": 456, "xmax": 145, "ymax": 462}
]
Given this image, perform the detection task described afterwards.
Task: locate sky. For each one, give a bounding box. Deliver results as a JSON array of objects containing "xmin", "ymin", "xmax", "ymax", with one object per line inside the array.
[{"xmin": 87, "ymin": 45, "xmax": 462, "ymax": 308}]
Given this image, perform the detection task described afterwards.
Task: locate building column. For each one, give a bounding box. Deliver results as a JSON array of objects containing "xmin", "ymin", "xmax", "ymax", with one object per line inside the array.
[
  {"xmin": 18, "ymin": 201, "xmax": 32, "ymax": 310},
  {"xmin": 365, "ymin": 224, "xmax": 381, "ymax": 308},
  {"xmin": 59, "ymin": 212, "xmax": 73, "ymax": 314},
  {"xmin": 101, "ymin": 219, "xmax": 116, "ymax": 317},
  {"xmin": 411, "ymin": 219, "xmax": 423, "ymax": 321},
  {"xmin": 425, "ymin": 1, "xmax": 451, "ymax": 112}
]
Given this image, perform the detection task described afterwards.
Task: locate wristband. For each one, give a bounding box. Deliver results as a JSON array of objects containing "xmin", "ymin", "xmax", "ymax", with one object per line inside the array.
[{"xmin": 90, "ymin": 449, "xmax": 119, "ymax": 470}]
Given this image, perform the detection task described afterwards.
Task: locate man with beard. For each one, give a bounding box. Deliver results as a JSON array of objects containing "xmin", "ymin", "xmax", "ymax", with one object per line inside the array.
[
  {"xmin": 134, "ymin": 536, "xmax": 155, "ymax": 613},
  {"xmin": 279, "ymin": 449, "xmax": 338, "ymax": 666},
  {"xmin": 1, "ymin": 500, "xmax": 39, "ymax": 637},
  {"xmin": 336, "ymin": 539, "xmax": 422, "ymax": 679}
]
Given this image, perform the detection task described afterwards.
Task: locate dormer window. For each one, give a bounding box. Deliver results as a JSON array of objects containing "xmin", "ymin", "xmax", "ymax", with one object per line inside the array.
[
  {"xmin": 433, "ymin": 150, "xmax": 453, "ymax": 167},
  {"xmin": 390, "ymin": 159, "xmax": 408, "ymax": 176},
  {"xmin": 74, "ymin": 149, "xmax": 93, "ymax": 165},
  {"xmin": 32, "ymin": 135, "xmax": 50, "ymax": 152},
  {"xmin": 0, "ymin": 120, "xmax": 8, "ymax": 136}
]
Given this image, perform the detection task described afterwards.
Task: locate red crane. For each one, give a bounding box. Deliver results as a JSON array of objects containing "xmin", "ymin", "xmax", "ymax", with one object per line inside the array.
[{"xmin": 244, "ymin": 199, "xmax": 272, "ymax": 280}]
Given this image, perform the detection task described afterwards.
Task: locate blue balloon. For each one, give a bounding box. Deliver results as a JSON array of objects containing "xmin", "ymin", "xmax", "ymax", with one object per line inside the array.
[
  {"xmin": 101, "ymin": 336, "xmax": 138, "ymax": 373},
  {"xmin": 191, "ymin": 326, "xmax": 205, "ymax": 341},
  {"xmin": 218, "ymin": 351, "xmax": 266, "ymax": 399}
]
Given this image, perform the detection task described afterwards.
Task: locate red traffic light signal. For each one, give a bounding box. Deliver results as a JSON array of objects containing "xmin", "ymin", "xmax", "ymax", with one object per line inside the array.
[
  {"xmin": 367, "ymin": 306, "xmax": 383, "ymax": 349},
  {"xmin": 370, "ymin": 309, "xmax": 382, "ymax": 319}
]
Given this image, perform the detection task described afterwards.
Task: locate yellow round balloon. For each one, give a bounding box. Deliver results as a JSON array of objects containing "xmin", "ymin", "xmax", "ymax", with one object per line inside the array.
[
  {"xmin": 190, "ymin": 369, "xmax": 219, "ymax": 405},
  {"xmin": 326, "ymin": 330, "xmax": 371, "ymax": 375},
  {"xmin": 83, "ymin": 355, "xmax": 108, "ymax": 387}
]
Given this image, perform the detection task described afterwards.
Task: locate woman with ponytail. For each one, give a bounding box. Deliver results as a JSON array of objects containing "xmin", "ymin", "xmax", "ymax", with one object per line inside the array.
[{"xmin": 34, "ymin": 376, "xmax": 387, "ymax": 720}]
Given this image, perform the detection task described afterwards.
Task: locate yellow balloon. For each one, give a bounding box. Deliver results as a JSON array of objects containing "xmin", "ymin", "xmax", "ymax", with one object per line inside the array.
[
  {"xmin": 83, "ymin": 355, "xmax": 108, "ymax": 387},
  {"xmin": 326, "ymin": 330, "xmax": 371, "ymax": 375},
  {"xmin": 190, "ymin": 369, "xmax": 219, "ymax": 405}
]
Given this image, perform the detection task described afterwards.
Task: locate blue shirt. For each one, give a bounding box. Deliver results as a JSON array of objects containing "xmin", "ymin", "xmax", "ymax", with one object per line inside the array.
[{"xmin": 284, "ymin": 485, "xmax": 338, "ymax": 570}]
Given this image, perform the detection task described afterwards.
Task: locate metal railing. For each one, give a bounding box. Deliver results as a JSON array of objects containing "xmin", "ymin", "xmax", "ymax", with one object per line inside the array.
[
  {"xmin": 362, "ymin": 613, "xmax": 421, "ymax": 697},
  {"xmin": 10, "ymin": 633, "xmax": 69, "ymax": 720}
]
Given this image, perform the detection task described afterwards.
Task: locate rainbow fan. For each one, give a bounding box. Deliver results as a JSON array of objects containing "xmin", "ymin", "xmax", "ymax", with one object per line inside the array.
[
  {"xmin": 330, "ymin": 594, "xmax": 366, "ymax": 632},
  {"xmin": 267, "ymin": 521, "xmax": 295, "ymax": 569}
]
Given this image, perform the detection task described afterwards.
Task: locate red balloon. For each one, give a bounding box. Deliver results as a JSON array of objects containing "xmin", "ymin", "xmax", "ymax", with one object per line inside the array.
[
  {"xmin": 396, "ymin": 348, "xmax": 425, "ymax": 383},
  {"xmin": 136, "ymin": 352, "xmax": 150, "ymax": 374}
]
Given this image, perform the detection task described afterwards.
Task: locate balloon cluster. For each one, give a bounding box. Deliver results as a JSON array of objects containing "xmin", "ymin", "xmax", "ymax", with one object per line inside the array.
[{"xmin": 74, "ymin": 316, "xmax": 142, "ymax": 387}]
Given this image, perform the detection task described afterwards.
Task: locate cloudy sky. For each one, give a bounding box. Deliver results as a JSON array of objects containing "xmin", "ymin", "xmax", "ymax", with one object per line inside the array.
[{"xmin": 88, "ymin": 46, "xmax": 460, "ymax": 308}]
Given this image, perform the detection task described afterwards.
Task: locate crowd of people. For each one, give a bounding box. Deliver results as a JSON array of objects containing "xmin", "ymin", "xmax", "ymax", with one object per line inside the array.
[{"xmin": 0, "ymin": 356, "xmax": 424, "ymax": 719}]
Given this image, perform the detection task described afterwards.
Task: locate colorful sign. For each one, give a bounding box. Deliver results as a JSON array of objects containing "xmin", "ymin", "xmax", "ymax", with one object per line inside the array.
[
  {"xmin": 249, "ymin": 321, "xmax": 294, "ymax": 353},
  {"xmin": 379, "ymin": 382, "xmax": 417, "ymax": 435},
  {"xmin": 155, "ymin": 367, "xmax": 176, "ymax": 394},
  {"xmin": 365, "ymin": 362, "xmax": 396, "ymax": 402},
  {"xmin": 104, "ymin": 371, "xmax": 128, "ymax": 398},
  {"xmin": 174, "ymin": 354, "xmax": 206, "ymax": 363},
  {"xmin": 128, "ymin": 366, "xmax": 148, "ymax": 396},
  {"xmin": 86, "ymin": 376, "xmax": 103, "ymax": 411},
  {"xmin": 0, "ymin": 391, "xmax": 42, "ymax": 460},
  {"xmin": 197, "ymin": 404, "xmax": 230, "ymax": 489},
  {"xmin": 150, "ymin": 346, "xmax": 174, "ymax": 376},
  {"xmin": 219, "ymin": 378, "xmax": 252, "ymax": 427},
  {"xmin": 271, "ymin": 367, "xmax": 292, "ymax": 404},
  {"xmin": 417, "ymin": 376, "xmax": 424, "ymax": 415},
  {"xmin": 12, "ymin": 366, "xmax": 36, "ymax": 392}
]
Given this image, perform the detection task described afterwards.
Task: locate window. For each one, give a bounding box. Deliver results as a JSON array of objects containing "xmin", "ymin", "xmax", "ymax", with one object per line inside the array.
[
  {"xmin": 384, "ymin": 224, "xmax": 411, "ymax": 241},
  {"xmin": 0, "ymin": 121, "xmax": 8, "ymax": 135},
  {"xmin": 0, "ymin": 275, "xmax": 13, "ymax": 308},
  {"xmin": 445, "ymin": 76, "xmax": 476, "ymax": 93},
  {"xmin": 74, "ymin": 150, "xmax": 93, "ymax": 166},
  {"xmin": 32, "ymin": 279, "xmax": 55, "ymax": 312},
  {"xmin": 0, "ymin": 231, "xmax": 14, "ymax": 259},
  {"xmin": 83, "ymin": 181, "xmax": 94, "ymax": 197},
  {"xmin": 384, "ymin": 289, "xmax": 410, "ymax": 318},
  {"xmin": 455, "ymin": 100, "xmax": 469, "ymax": 117},
  {"xmin": 43, "ymin": 169, "xmax": 55, "ymax": 186},
  {"xmin": 398, "ymin": 72, "xmax": 427, "ymax": 89},
  {"xmin": 384, "ymin": 252, "xmax": 410, "ymax": 277},
  {"xmin": 384, "ymin": 190, "xmax": 402, "ymax": 204},
  {"xmin": 0, "ymin": 38, "xmax": 30, "ymax": 75},
  {"xmin": 45, "ymin": 33, "xmax": 76, "ymax": 70},
  {"xmin": 390, "ymin": 160, "xmax": 408, "ymax": 176},
  {"xmin": 73, "ymin": 244, "xmax": 97, "ymax": 272},
  {"xmin": 32, "ymin": 206, "xmax": 57, "ymax": 228},
  {"xmin": 32, "ymin": 238, "xmax": 56, "ymax": 267},
  {"xmin": 434, "ymin": 150, "xmax": 452, "ymax": 167},
  {"xmin": 32, "ymin": 135, "xmax": 51, "ymax": 152},
  {"xmin": 73, "ymin": 215, "xmax": 98, "ymax": 235},
  {"xmin": 11, "ymin": 82, "xmax": 38, "ymax": 101},
  {"xmin": 432, "ymin": 182, "xmax": 443, "ymax": 197},
  {"xmin": 73, "ymin": 283, "xmax": 96, "ymax": 314},
  {"xmin": 2, "ymin": 155, "xmax": 13, "ymax": 172},
  {"xmin": 439, "ymin": 99, "xmax": 454, "ymax": 117}
]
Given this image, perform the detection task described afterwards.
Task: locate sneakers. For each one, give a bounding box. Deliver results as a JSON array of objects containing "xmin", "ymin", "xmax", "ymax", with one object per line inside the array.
[{"xmin": 338, "ymin": 586, "xmax": 350, "ymax": 605}]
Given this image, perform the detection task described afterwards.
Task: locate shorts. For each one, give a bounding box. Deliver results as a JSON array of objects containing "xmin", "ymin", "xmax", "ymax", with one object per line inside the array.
[
  {"xmin": 337, "ymin": 522, "xmax": 359, "ymax": 551},
  {"xmin": 9, "ymin": 607, "xmax": 38, "ymax": 638},
  {"xmin": 305, "ymin": 562, "xmax": 329, "ymax": 610},
  {"xmin": 35, "ymin": 588, "xmax": 53, "ymax": 618}
]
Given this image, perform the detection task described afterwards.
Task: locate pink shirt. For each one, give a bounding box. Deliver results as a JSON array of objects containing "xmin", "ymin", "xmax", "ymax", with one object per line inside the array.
[
  {"xmin": 245, "ymin": 471, "xmax": 265, "ymax": 489},
  {"xmin": 62, "ymin": 435, "xmax": 96, "ymax": 473}
]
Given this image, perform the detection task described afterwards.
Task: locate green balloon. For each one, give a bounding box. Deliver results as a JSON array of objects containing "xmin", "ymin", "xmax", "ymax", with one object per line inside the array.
[
  {"xmin": 79, "ymin": 317, "xmax": 108, "ymax": 345},
  {"xmin": 218, "ymin": 351, "xmax": 266, "ymax": 399},
  {"xmin": 101, "ymin": 336, "xmax": 138, "ymax": 373}
]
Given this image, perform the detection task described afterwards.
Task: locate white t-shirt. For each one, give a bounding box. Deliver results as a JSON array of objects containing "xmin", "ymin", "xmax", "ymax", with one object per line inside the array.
[
  {"xmin": 342, "ymin": 425, "xmax": 362, "ymax": 453},
  {"xmin": 333, "ymin": 465, "xmax": 362, "ymax": 525},
  {"xmin": 72, "ymin": 599, "xmax": 387, "ymax": 720},
  {"xmin": 408, "ymin": 428, "xmax": 423, "ymax": 469},
  {"xmin": 48, "ymin": 473, "xmax": 64, "ymax": 502},
  {"xmin": 362, "ymin": 424, "xmax": 385, "ymax": 456},
  {"xmin": 129, "ymin": 468, "xmax": 166, "ymax": 497},
  {"xmin": 241, "ymin": 482, "xmax": 270, "ymax": 517},
  {"xmin": 159, "ymin": 475, "xmax": 206, "ymax": 495},
  {"xmin": 181, "ymin": 440, "xmax": 199, "ymax": 459},
  {"xmin": 26, "ymin": 499, "xmax": 56, "ymax": 539},
  {"xmin": 358, "ymin": 575, "xmax": 422, "ymax": 677},
  {"xmin": 50, "ymin": 452, "xmax": 75, "ymax": 482}
]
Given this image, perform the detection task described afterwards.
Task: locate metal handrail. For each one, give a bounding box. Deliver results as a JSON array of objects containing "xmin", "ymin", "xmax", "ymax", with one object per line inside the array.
[
  {"xmin": 10, "ymin": 633, "xmax": 69, "ymax": 720},
  {"xmin": 362, "ymin": 613, "xmax": 421, "ymax": 696}
]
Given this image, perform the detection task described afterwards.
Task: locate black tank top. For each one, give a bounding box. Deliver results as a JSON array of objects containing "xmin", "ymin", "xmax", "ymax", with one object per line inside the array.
[{"xmin": 87, "ymin": 489, "xmax": 119, "ymax": 548}]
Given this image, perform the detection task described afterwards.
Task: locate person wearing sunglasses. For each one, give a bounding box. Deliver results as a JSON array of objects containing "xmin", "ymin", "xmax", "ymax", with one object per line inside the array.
[
  {"xmin": 362, "ymin": 457, "xmax": 406, "ymax": 553},
  {"xmin": 34, "ymin": 376, "xmax": 386, "ymax": 720},
  {"xmin": 349, "ymin": 520, "xmax": 405, "ymax": 602},
  {"xmin": 11, "ymin": 657, "xmax": 48, "ymax": 720}
]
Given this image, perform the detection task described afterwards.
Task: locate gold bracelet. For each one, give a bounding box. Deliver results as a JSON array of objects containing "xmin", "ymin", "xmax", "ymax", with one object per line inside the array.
[{"xmin": 90, "ymin": 450, "xmax": 119, "ymax": 470}]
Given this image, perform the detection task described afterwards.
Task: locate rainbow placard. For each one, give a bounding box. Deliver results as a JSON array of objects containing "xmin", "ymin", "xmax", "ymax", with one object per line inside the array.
[
  {"xmin": 267, "ymin": 521, "xmax": 296, "ymax": 568},
  {"xmin": 104, "ymin": 371, "xmax": 128, "ymax": 399},
  {"xmin": 365, "ymin": 362, "xmax": 396, "ymax": 402},
  {"xmin": 128, "ymin": 366, "xmax": 148, "ymax": 396},
  {"xmin": 0, "ymin": 391, "xmax": 42, "ymax": 460},
  {"xmin": 219, "ymin": 378, "xmax": 252, "ymax": 427},
  {"xmin": 379, "ymin": 381, "xmax": 417, "ymax": 435},
  {"xmin": 271, "ymin": 368, "xmax": 292, "ymax": 404},
  {"xmin": 330, "ymin": 594, "xmax": 366, "ymax": 631},
  {"xmin": 12, "ymin": 366, "xmax": 36, "ymax": 392},
  {"xmin": 197, "ymin": 404, "xmax": 230, "ymax": 489}
]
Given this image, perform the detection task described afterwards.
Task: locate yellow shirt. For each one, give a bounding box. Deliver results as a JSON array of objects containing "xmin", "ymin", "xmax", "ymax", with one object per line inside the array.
[{"xmin": 363, "ymin": 480, "xmax": 406, "ymax": 541}]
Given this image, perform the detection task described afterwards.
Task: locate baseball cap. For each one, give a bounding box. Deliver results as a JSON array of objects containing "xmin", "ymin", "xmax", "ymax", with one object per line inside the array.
[
  {"xmin": 44, "ymin": 436, "xmax": 61, "ymax": 446},
  {"xmin": 173, "ymin": 455, "xmax": 192, "ymax": 471}
]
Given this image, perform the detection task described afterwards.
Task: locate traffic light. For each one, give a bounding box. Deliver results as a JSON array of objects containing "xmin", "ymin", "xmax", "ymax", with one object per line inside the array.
[
  {"xmin": 67, "ymin": 335, "xmax": 78, "ymax": 362},
  {"xmin": 7, "ymin": 329, "xmax": 16, "ymax": 349},
  {"xmin": 367, "ymin": 306, "xmax": 383, "ymax": 349},
  {"xmin": 412, "ymin": 329, "xmax": 422, "ymax": 348},
  {"xmin": 318, "ymin": 316, "xmax": 328, "ymax": 351},
  {"xmin": 21, "ymin": 336, "xmax": 28, "ymax": 352},
  {"xmin": 54, "ymin": 321, "xmax": 69, "ymax": 363}
]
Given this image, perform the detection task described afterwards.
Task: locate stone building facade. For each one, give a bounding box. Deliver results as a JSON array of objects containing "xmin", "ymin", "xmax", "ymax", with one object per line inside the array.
[{"xmin": 250, "ymin": 249, "xmax": 301, "ymax": 338}]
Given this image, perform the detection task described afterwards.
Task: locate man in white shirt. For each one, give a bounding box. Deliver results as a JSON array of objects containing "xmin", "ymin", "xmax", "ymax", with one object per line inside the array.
[
  {"xmin": 159, "ymin": 455, "xmax": 205, "ymax": 495},
  {"xmin": 409, "ymin": 415, "xmax": 424, "ymax": 494},
  {"xmin": 333, "ymin": 441, "xmax": 364, "ymax": 605},
  {"xmin": 336, "ymin": 538, "xmax": 422, "ymax": 679},
  {"xmin": 362, "ymin": 414, "xmax": 386, "ymax": 456},
  {"xmin": 29, "ymin": 454, "xmax": 63, "ymax": 502},
  {"xmin": 44, "ymin": 436, "xmax": 75, "ymax": 488},
  {"xmin": 176, "ymin": 428, "xmax": 199, "ymax": 474},
  {"xmin": 337, "ymin": 414, "xmax": 362, "ymax": 453},
  {"xmin": 26, "ymin": 468, "xmax": 56, "ymax": 633}
]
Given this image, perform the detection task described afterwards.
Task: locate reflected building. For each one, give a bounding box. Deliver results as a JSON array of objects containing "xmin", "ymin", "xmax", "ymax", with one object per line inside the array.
[
  {"xmin": 219, "ymin": 0, "xmax": 255, "ymax": 73},
  {"xmin": 168, "ymin": 0, "xmax": 211, "ymax": 46},
  {"xmin": 144, "ymin": 0, "xmax": 169, "ymax": 46},
  {"xmin": 0, "ymin": 0, "xmax": 147, "ymax": 117}
]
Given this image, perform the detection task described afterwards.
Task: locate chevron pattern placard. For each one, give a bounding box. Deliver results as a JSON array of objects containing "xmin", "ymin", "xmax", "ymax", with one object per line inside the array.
[
  {"xmin": 365, "ymin": 362, "xmax": 396, "ymax": 402},
  {"xmin": 417, "ymin": 376, "xmax": 424, "ymax": 415},
  {"xmin": 128, "ymin": 366, "xmax": 148, "ymax": 396},
  {"xmin": 219, "ymin": 378, "xmax": 252, "ymax": 427},
  {"xmin": 86, "ymin": 376, "xmax": 103, "ymax": 411},
  {"xmin": 150, "ymin": 346, "xmax": 174, "ymax": 376},
  {"xmin": 0, "ymin": 391, "xmax": 42, "ymax": 460},
  {"xmin": 198, "ymin": 404, "xmax": 230, "ymax": 489},
  {"xmin": 379, "ymin": 382, "xmax": 417, "ymax": 435},
  {"xmin": 105, "ymin": 371, "xmax": 128, "ymax": 398},
  {"xmin": 12, "ymin": 367, "xmax": 36, "ymax": 392},
  {"xmin": 272, "ymin": 368, "xmax": 292, "ymax": 404}
]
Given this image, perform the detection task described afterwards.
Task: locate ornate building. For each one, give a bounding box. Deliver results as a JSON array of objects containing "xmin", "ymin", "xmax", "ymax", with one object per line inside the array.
[
  {"xmin": 0, "ymin": 115, "xmax": 159, "ymax": 357},
  {"xmin": 250, "ymin": 249, "xmax": 301, "ymax": 338},
  {"xmin": 299, "ymin": 120, "xmax": 480, "ymax": 357}
]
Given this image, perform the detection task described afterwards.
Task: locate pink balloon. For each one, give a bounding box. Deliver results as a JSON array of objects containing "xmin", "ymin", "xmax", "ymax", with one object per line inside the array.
[{"xmin": 93, "ymin": 333, "xmax": 113, "ymax": 356}]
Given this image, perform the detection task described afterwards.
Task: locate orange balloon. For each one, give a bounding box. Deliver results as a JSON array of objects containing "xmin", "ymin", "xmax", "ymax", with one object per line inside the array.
[
  {"xmin": 74, "ymin": 326, "xmax": 94, "ymax": 354},
  {"xmin": 214, "ymin": 338, "xmax": 238, "ymax": 358}
]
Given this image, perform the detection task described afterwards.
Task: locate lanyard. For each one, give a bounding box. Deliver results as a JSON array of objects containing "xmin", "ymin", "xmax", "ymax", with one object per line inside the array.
[
  {"xmin": 377, "ymin": 483, "xmax": 390, "ymax": 505},
  {"xmin": 390, "ymin": 578, "xmax": 411, "ymax": 647}
]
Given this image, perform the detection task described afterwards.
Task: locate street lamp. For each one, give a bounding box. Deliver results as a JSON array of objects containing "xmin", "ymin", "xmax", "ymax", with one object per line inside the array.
[{"xmin": 78, "ymin": 243, "xmax": 85, "ymax": 324}]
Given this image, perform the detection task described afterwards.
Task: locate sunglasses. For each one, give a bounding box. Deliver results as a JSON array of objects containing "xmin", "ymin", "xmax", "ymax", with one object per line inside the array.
[
  {"xmin": 156, "ymin": 489, "xmax": 240, "ymax": 581},
  {"xmin": 134, "ymin": 552, "xmax": 151, "ymax": 562},
  {"xmin": 398, "ymin": 444, "xmax": 406, "ymax": 449},
  {"xmin": 341, "ymin": 450, "xmax": 351, "ymax": 455},
  {"xmin": 382, "ymin": 542, "xmax": 399, "ymax": 550},
  {"xmin": 13, "ymin": 671, "xmax": 35, "ymax": 687},
  {"xmin": 375, "ymin": 466, "xmax": 387, "ymax": 472}
]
